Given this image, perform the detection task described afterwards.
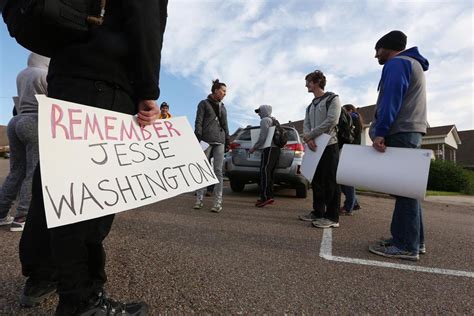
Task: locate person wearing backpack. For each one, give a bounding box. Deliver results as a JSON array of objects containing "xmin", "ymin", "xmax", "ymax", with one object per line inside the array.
[
  {"xmin": 298, "ymin": 70, "xmax": 341, "ymax": 229},
  {"xmin": 339, "ymin": 104, "xmax": 363, "ymax": 216},
  {"xmin": 18, "ymin": 1, "xmax": 168, "ymax": 315},
  {"xmin": 249, "ymin": 105, "xmax": 282, "ymax": 207}
]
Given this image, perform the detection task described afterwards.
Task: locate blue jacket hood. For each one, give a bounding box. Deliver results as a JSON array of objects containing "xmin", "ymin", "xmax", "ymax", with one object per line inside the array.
[{"xmin": 398, "ymin": 47, "xmax": 429, "ymax": 71}]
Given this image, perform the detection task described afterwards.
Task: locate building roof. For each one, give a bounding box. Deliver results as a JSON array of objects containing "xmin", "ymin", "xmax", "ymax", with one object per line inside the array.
[
  {"xmin": 356, "ymin": 104, "xmax": 376, "ymax": 125},
  {"xmin": 457, "ymin": 130, "xmax": 474, "ymax": 168},
  {"xmin": 425, "ymin": 125, "xmax": 455, "ymax": 137},
  {"xmin": 282, "ymin": 120, "xmax": 304, "ymax": 134}
]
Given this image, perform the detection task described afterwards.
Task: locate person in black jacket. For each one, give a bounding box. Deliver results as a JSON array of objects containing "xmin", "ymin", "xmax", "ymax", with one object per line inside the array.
[{"xmin": 18, "ymin": 1, "xmax": 168, "ymax": 315}]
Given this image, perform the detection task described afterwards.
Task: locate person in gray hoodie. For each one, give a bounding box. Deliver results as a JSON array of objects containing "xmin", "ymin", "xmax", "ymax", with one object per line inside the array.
[
  {"xmin": 298, "ymin": 70, "xmax": 341, "ymax": 229},
  {"xmin": 249, "ymin": 105, "xmax": 281, "ymax": 207},
  {"xmin": 194, "ymin": 79, "xmax": 230, "ymax": 213},
  {"xmin": 368, "ymin": 30, "xmax": 428, "ymax": 262},
  {"xmin": 0, "ymin": 53, "xmax": 49, "ymax": 232}
]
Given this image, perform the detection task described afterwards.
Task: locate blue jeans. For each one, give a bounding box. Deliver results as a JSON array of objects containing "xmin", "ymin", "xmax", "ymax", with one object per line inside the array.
[
  {"xmin": 196, "ymin": 144, "xmax": 224, "ymax": 205},
  {"xmin": 385, "ymin": 132, "xmax": 424, "ymax": 253},
  {"xmin": 341, "ymin": 185, "xmax": 358, "ymax": 212}
]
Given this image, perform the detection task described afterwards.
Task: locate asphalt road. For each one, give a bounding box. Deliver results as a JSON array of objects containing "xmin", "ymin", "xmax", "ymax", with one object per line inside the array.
[{"xmin": 0, "ymin": 159, "xmax": 473, "ymax": 315}]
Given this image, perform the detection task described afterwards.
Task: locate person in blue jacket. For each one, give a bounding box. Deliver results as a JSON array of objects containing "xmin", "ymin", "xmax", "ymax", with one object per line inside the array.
[{"xmin": 368, "ymin": 30, "xmax": 429, "ymax": 261}]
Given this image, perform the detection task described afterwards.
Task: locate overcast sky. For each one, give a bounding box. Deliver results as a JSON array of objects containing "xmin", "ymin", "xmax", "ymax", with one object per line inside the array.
[{"xmin": 1, "ymin": 0, "xmax": 473, "ymax": 133}]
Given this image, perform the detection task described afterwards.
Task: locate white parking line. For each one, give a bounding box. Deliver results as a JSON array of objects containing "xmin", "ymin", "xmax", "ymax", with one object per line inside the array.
[{"xmin": 319, "ymin": 229, "xmax": 474, "ymax": 278}]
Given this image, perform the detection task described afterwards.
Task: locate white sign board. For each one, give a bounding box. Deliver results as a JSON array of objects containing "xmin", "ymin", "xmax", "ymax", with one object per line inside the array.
[
  {"xmin": 300, "ymin": 133, "xmax": 331, "ymax": 182},
  {"xmin": 337, "ymin": 144, "xmax": 432, "ymax": 200},
  {"xmin": 37, "ymin": 95, "xmax": 218, "ymax": 228},
  {"xmin": 250, "ymin": 126, "xmax": 275, "ymax": 148}
]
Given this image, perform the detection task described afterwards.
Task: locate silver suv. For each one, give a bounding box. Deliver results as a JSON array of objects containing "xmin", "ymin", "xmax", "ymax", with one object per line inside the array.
[{"xmin": 224, "ymin": 126, "xmax": 309, "ymax": 198}]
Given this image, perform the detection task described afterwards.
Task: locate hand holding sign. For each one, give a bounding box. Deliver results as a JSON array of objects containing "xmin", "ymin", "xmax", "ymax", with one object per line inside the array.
[
  {"xmin": 137, "ymin": 100, "xmax": 160, "ymax": 127},
  {"xmin": 38, "ymin": 95, "xmax": 218, "ymax": 228}
]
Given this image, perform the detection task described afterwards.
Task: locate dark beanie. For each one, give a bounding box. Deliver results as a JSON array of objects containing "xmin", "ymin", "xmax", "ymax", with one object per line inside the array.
[{"xmin": 375, "ymin": 30, "xmax": 407, "ymax": 51}]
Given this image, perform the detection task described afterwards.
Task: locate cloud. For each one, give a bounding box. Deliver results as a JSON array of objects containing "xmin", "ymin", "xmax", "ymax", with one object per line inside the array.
[{"xmin": 162, "ymin": 0, "xmax": 473, "ymax": 131}]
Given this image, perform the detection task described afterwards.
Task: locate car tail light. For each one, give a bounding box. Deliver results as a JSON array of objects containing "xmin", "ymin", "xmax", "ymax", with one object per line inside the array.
[
  {"xmin": 228, "ymin": 142, "xmax": 240, "ymax": 152},
  {"xmin": 284, "ymin": 143, "xmax": 304, "ymax": 152}
]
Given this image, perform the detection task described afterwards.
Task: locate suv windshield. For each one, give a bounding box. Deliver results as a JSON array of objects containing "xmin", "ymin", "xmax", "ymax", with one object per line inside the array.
[{"xmin": 236, "ymin": 127, "xmax": 298, "ymax": 142}]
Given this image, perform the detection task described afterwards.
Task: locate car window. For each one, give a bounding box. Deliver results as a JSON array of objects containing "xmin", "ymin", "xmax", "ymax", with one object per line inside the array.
[
  {"xmin": 284, "ymin": 128, "xmax": 298, "ymax": 141},
  {"xmin": 237, "ymin": 127, "xmax": 299, "ymax": 142},
  {"xmin": 237, "ymin": 129, "xmax": 251, "ymax": 141}
]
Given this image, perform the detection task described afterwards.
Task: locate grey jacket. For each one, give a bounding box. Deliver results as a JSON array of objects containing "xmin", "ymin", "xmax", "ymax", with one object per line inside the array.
[
  {"xmin": 303, "ymin": 92, "xmax": 341, "ymax": 146},
  {"xmin": 194, "ymin": 97, "xmax": 229, "ymax": 144},
  {"xmin": 254, "ymin": 105, "xmax": 277, "ymax": 149},
  {"xmin": 16, "ymin": 53, "xmax": 50, "ymax": 114},
  {"xmin": 369, "ymin": 47, "xmax": 429, "ymax": 139}
]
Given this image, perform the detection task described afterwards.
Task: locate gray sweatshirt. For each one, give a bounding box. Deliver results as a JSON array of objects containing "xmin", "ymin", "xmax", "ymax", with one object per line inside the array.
[
  {"xmin": 254, "ymin": 105, "xmax": 277, "ymax": 149},
  {"xmin": 16, "ymin": 53, "xmax": 50, "ymax": 114},
  {"xmin": 303, "ymin": 92, "xmax": 341, "ymax": 146}
]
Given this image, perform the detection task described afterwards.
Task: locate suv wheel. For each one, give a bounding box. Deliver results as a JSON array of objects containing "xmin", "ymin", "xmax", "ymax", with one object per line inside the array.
[
  {"xmin": 230, "ymin": 179, "xmax": 245, "ymax": 192},
  {"xmin": 296, "ymin": 185, "xmax": 307, "ymax": 198}
]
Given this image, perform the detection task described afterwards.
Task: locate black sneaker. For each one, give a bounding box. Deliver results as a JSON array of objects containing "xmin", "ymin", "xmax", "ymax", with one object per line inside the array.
[
  {"xmin": 74, "ymin": 291, "xmax": 148, "ymax": 316},
  {"xmin": 20, "ymin": 279, "xmax": 57, "ymax": 307}
]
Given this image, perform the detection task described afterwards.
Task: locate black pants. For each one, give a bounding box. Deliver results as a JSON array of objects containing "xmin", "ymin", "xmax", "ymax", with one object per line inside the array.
[
  {"xmin": 311, "ymin": 143, "xmax": 340, "ymax": 222},
  {"xmin": 259, "ymin": 147, "xmax": 280, "ymax": 201},
  {"xmin": 19, "ymin": 76, "xmax": 136, "ymax": 305}
]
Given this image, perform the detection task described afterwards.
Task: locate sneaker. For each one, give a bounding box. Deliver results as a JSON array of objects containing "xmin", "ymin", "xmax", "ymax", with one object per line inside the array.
[
  {"xmin": 379, "ymin": 237, "xmax": 426, "ymax": 255},
  {"xmin": 193, "ymin": 200, "xmax": 203, "ymax": 209},
  {"xmin": 10, "ymin": 216, "xmax": 26, "ymax": 232},
  {"xmin": 0, "ymin": 215, "xmax": 14, "ymax": 226},
  {"xmin": 312, "ymin": 218, "xmax": 339, "ymax": 228},
  {"xmin": 255, "ymin": 198, "xmax": 274, "ymax": 207},
  {"xmin": 210, "ymin": 203, "xmax": 222, "ymax": 213},
  {"xmin": 20, "ymin": 279, "xmax": 57, "ymax": 307},
  {"xmin": 353, "ymin": 204, "xmax": 361, "ymax": 211},
  {"xmin": 58, "ymin": 291, "xmax": 148, "ymax": 316},
  {"xmin": 298, "ymin": 211, "xmax": 321, "ymax": 222},
  {"xmin": 205, "ymin": 191, "xmax": 212, "ymax": 197},
  {"xmin": 369, "ymin": 244, "xmax": 419, "ymax": 261}
]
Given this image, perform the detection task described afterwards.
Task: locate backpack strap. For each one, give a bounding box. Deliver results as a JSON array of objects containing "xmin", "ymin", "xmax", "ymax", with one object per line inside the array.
[{"xmin": 324, "ymin": 93, "xmax": 338, "ymax": 111}]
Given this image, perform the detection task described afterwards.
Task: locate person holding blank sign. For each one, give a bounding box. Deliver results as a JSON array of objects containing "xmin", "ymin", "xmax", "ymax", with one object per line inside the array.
[
  {"xmin": 298, "ymin": 70, "xmax": 341, "ymax": 229},
  {"xmin": 368, "ymin": 30, "xmax": 429, "ymax": 262}
]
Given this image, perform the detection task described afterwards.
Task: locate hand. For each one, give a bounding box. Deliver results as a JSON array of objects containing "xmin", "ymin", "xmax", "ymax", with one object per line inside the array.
[
  {"xmin": 249, "ymin": 147, "xmax": 255, "ymax": 154},
  {"xmin": 372, "ymin": 136, "xmax": 386, "ymax": 152},
  {"xmin": 303, "ymin": 134, "xmax": 312, "ymax": 143},
  {"xmin": 307, "ymin": 139, "xmax": 317, "ymax": 152},
  {"xmin": 137, "ymin": 100, "xmax": 159, "ymax": 127}
]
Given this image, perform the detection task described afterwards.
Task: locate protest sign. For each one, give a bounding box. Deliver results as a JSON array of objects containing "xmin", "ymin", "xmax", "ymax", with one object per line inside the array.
[
  {"xmin": 337, "ymin": 144, "xmax": 432, "ymax": 199},
  {"xmin": 250, "ymin": 126, "xmax": 275, "ymax": 148},
  {"xmin": 37, "ymin": 95, "xmax": 218, "ymax": 228},
  {"xmin": 300, "ymin": 133, "xmax": 331, "ymax": 182}
]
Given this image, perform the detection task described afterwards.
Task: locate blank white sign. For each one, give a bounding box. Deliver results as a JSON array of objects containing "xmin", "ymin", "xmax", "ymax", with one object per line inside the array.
[{"xmin": 337, "ymin": 144, "xmax": 432, "ymax": 200}]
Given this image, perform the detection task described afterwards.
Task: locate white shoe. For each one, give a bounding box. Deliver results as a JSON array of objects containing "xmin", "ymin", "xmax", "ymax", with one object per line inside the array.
[
  {"xmin": 193, "ymin": 201, "xmax": 203, "ymax": 209},
  {"xmin": 10, "ymin": 219, "xmax": 26, "ymax": 232},
  {"xmin": 210, "ymin": 203, "xmax": 222, "ymax": 213},
  {"xmin": 312, "ymin": 218, "xmax": 339, "ymax": 228}
]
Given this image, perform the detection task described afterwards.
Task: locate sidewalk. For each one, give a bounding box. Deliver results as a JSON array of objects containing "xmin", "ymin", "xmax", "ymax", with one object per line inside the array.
[
  {"xmin": 358, "ymin": 190, "xmax": 474, "ymax": 207},
  {"xmin": 424, "ymin": 195, "xmax": 474, "ymax": 206}
]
